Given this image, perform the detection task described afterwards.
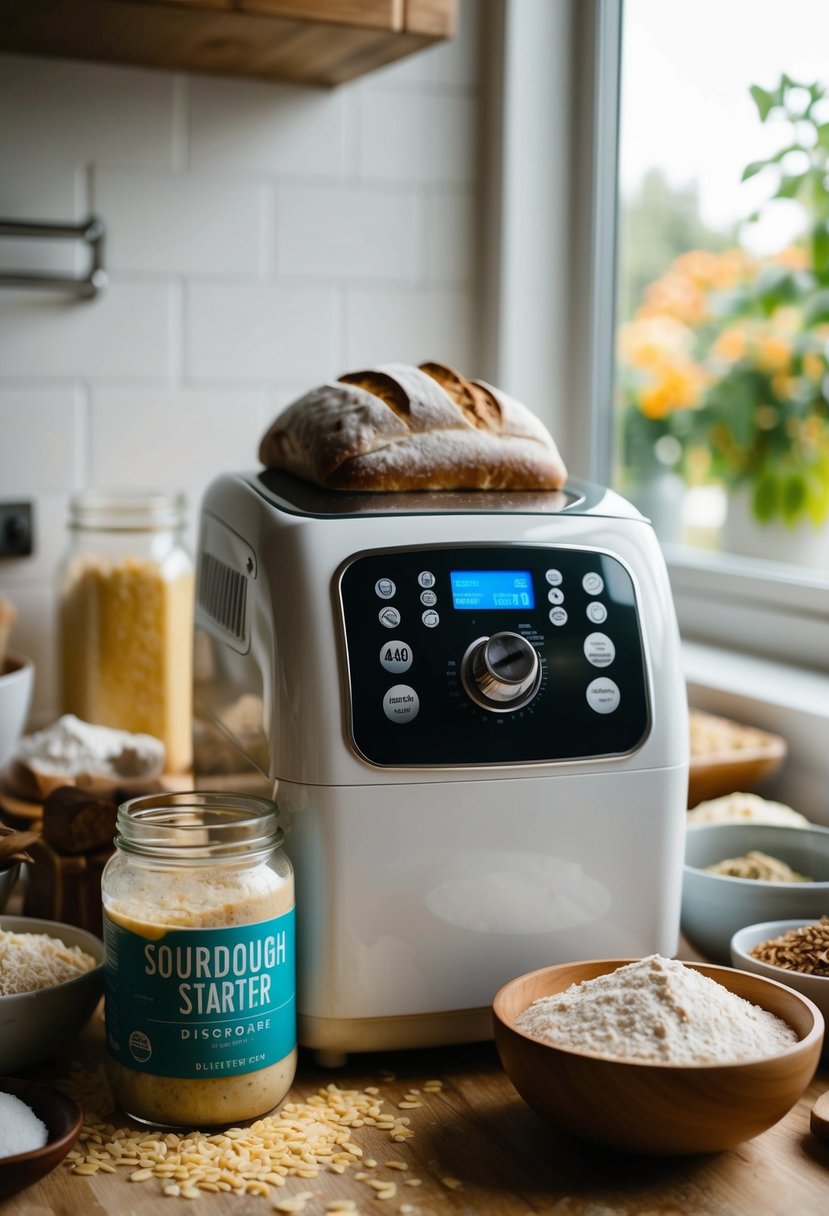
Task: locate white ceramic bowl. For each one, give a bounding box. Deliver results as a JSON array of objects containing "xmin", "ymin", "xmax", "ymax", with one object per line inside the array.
[
  {"xmin": 681, "ymin": 822, "xmax": 829, "ymax": 963},
  {"xmin": 731, "ymin": 918, "xmax": 829, "ymax": 1060},
  {"xmin": 0, "ymin": 915, "xmax": 104, "ymax": 1073},
  {"xmin": 0, "ymin": 653, "xmax": 34, "ymax": 768}
]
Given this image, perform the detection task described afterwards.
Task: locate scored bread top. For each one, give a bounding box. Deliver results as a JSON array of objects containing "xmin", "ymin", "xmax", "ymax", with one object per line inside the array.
[{"xmin": 258, "ymin": 361, "xmax": 567, "ymax": 492}]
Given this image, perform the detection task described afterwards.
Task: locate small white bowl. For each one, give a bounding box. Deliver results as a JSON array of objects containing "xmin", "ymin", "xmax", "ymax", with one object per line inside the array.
[
  {"xmin": 0, "ymin": 915, "xmax": 104, "ymax": 1073},
  {"xmin": 731, "ymin": 918, "xmax": 829, "ymax": 1061},
  {"xmin": 0, "ymin": 653, "xmax": 34, "ymax": 768}
]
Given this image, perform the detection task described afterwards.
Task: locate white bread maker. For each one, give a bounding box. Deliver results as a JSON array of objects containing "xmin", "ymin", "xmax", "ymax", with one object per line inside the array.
[{"xmin": 195, "ymin": 471, "xmax": 688, "ymax": 1058}]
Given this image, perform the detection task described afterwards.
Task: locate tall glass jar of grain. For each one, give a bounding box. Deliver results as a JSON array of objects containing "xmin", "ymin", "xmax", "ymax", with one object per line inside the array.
[
  {"xmin": 58, "ymin": 489, "xmax": 194, "ymax": 772},
  {"xmin": 102, "ymin": 791, "xmax": 296, "ymax": 1128}
]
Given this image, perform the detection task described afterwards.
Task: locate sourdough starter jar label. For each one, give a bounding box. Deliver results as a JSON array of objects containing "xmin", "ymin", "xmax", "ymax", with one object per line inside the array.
[{"xmin": 104, "ymin": 910, "xmax": 296, "ymax": 1078}]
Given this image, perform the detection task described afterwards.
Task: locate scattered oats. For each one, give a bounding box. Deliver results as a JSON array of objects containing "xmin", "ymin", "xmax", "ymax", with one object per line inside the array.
[
  {"xmin": 355, "ymin": 1171, "xmax": 371, "ymax": 1181},
  {"xmin": 325, "ymin": 1202, "xmax": 358, "ymax": 1212},
  {"xmin": 422, "ymin": 1081, "xmax": 443, "ymax": 1093},
  {"xmin": 397, "ymin": 1101, "xmax": 422, "ymax": 1109},
  {"xmin": 441, "ymin": 1176, "xmax": 463, "ymax": 1189},
  {"xmin": 364, "ymin": 1158, "xmax": 378, "ymax": 1168},
  {"xmin": 365, "ymin": 1087, "xmax": 380, "ymax": 1096},
  {"xmin": 130, "ymin": 1168, "xmax": 154, "ymax": 1182},
  {"xmin": 403, "ymin": 1179, "xmax": 423, "ymax": 1187},
  {"xmin": 163, "ymin": 1183, "xmax": 181, "ymax": 1197},
  {"xmin": 385, "ymin": 1160, "xmax": 408, "ymax": 1171},
  {"xmin": 400, "ymin": 1206, "xmax": 416, "ymax": 1214}
]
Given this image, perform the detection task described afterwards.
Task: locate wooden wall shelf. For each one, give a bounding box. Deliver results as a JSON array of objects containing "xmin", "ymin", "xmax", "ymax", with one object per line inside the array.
[{"xmin": 0, "ymin": 0, "xmax": 456, "ymax": 87}]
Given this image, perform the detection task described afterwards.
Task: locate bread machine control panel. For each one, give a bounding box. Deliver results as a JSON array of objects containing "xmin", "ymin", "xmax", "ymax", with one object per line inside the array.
[{"xmin": 337, "ymin": 545, "xmax": 651, "ymax": 767}]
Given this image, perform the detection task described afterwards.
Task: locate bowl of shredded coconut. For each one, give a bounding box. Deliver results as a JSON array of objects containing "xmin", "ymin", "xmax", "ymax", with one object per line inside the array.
[
  {"xmin": 681, "ymin": 821, "xmax": 829, "ymax": 963},
  {"xmin": 0, "ymin": 1076, "xmax": 82, "ymax": 1199},
  {"xmin": 493, "ymin": 954, "xmax": 823, "ymax": 1154},
  {"xmin": 0, "ymin": 915, "xmax": 103, "ymax": 1073}
]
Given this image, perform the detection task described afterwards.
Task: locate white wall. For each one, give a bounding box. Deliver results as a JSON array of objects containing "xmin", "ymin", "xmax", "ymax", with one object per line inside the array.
[{"xmin": 0, "ymin": 2, "xmax": 482, "ymax": 722}]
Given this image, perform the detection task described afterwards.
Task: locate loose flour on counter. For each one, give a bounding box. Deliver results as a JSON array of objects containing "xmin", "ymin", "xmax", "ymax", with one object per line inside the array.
[{"xmin": 516, "ymin": 954, "xmax": 798, "ymax": 1064}]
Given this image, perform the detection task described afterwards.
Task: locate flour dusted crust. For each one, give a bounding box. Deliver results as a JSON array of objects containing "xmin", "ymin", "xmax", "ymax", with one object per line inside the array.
[{"xmin": 258, "ymin": 362, "xmax": 567, "ymax": 491}]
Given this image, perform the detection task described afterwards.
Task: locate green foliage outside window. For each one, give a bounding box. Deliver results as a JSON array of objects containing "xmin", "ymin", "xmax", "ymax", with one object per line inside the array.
[{"xmin": 617, "ymin": 75, "xmax": 829, "ymax": 528}]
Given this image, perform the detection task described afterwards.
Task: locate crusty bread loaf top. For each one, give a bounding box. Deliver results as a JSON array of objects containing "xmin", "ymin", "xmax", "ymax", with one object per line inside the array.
[{"xmin": 258, "ymin": 361, "xmax": 567, "ymax": 492}]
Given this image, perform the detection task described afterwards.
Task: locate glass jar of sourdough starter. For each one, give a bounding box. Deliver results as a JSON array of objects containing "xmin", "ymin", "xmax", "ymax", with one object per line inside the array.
[
  {"xmin": 102, "ymin": 792, "xmax": 296, "ymax": 1128},
  {"xmin": 58, "ymin": 489, "xmax": 194, "ymax": 772}
]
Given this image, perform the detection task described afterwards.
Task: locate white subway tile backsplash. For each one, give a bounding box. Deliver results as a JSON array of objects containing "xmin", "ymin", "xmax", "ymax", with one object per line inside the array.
[
  {"xmin": 276, "ymin": 184, "xmax": 421, "ymax": 280},
  {"xmin": 189, "ymin": 76, "xmax": 348, "ymax": 178},
  {"xmin": 96, "ymin": 169, "xmax": 263, "ymax": 275},
  {"xmin": 0, "ymin": 284, "xmax": 174, "ymax": 378},
  {"xmin": 0, "ymin": 54, "xmax": 176, "ymax": 169},
  {"xmin": 90, "ymin": 387, "xmax": 265, "ymax": 496},
  {"xmin": 186, "ymin": 282, "xmax": 339, "ymax": 381},
  {"xmin": 345, "ymin": 287, "xmax": 476, "ymax": 371},
  {"xmin": 359, "ymin": 91, "xmax": 477, "ymax": 184},
  {"xmin": 0, "ymin": 388, "xmax": 84, "ymax": 494},
  {"xmin": 426, "ymin": 190, "xmax": 476, "ymax": 284},
  {"xmin": 0, "ymin": 15, "xmax": 481, "ymax": 723}
]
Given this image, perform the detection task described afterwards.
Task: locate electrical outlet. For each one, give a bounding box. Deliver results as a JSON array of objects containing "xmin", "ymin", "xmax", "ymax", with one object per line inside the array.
[{"xmin": 0, "ymin": 501, "xmax": 33, "ymax": 558}]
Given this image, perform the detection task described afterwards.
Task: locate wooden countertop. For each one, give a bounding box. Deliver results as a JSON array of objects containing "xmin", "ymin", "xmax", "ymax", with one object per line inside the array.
[{"xmin": 4, "ymin": 1015, "xmax": 829, "ymax": 1215}]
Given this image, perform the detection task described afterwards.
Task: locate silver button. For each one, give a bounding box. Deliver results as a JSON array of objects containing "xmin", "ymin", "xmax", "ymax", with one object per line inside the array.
[
  {"xmin": 582, "ymin": 572, "xmax": 604, "ymax": 596},
  {"xmin": 545, "ymin": 568, "xmax": 563, "ymax": 586},
  {"xmin": 420, "ymin": 589, "xmax": 437, "ymax": 607},
  {"xmin": 586, "ymin": 601, "xmax": 607, "ymax": 623},
  {"xmin": 375, "ymin": 578, "xmax": 396, "ymax": 599},
  {"xmin": 548, "ymin": 607, "xmax": 568, "ymax": 626},
  {"xmin": 379, "ymin": 606, "xmax": 401, "ymax": 629},
  {"xmin": 379, "ymin": 639, "xmax": 413, "ymax": 674},
  {"xmin": 383, "ymin": 684, "xmax": 420, "ymax": 723},
  {"xmin": 547, "ymin": 588, "xmax": 564, "ymax": 605},
  {"xmin": 422, "ymin": 609, "xmax": 440, "ymax": 628},
  {"xmin": 586, "ymin": 678, "xmax": 620, "ymax": 714},
  {"xmin": 584, "ymin": 631, "xmax": 615, "ymax": 668},
  {"xmin": 418, "ymin": 571, "xmax": 436, "ymax": 589}
]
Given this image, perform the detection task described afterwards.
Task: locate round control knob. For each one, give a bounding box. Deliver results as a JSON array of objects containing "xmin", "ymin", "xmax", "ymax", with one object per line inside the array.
[{"xmin": 461, "ymin": 631, "xmax": 541, "ymax": 712}]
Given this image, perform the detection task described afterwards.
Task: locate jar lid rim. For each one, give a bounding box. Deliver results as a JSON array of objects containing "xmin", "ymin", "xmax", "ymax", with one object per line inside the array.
[{"xmin": 69, "ymin": 488, "xmax": 187, "ymax": 531}]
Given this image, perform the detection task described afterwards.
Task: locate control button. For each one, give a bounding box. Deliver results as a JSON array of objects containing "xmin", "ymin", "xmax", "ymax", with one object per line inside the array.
[
  {"xmin": 547, "ymin": 587, "xmax": 564, "ymax": 605},
  {"xmin": 422, "ymin": 609, "xmax": 440, "ymax": 628},
  {"xmin": 420, "ymin": 589, "xmax": 437, "ymax": 607},
  {"xmin": 375, "ymin": 578, "xmax": 396, "ymax": 599},
  {"xmin": 586, "ymin": 678, "xmax": 620, "ymax": 714},
  {"xmin": 582, "ymin": 572, "xmax": 604, "ymax": 596},
  {"xmin": 548, "ymin": 607, "xmax": 568, "ymax": 626},
  {"xmin": 418, "ymin": 571, "xmax": 436, "ymax": 589},
  {"xmin": 379, "ymin": 606, "xmax": 401, "ymax": 629},
  {"xmin": 545, "ymin": 568, "xmax": 563, "ymax": 586},
  {"xmin": 379, "ymin": 639, "xmax": 413, "ymax": 674},
  {"xmin": 461, "ymin": 631, "xmax": 540, "ymax": 711},
  {"xmin": 584, "ymin": 631, "xmax": 615, "ymax": 668},
  {"xmin": 383, "ymin": 684, "xmax": 420, "ymax": 724},
  {"xmin": 586, "ymin": 601, "xmax": 607, "ymax": 624}
]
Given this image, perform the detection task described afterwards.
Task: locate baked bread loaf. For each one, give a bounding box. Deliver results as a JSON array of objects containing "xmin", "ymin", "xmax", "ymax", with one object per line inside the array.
[{"xmin": 258, "ymin": 362, "xmax": 567, "ymax": 491}]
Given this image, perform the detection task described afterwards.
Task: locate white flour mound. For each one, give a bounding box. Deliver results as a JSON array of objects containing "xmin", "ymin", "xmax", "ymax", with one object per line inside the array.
[{"xmin": 515, "ymin": 954, "xmax": 798, "ymax": 1064}]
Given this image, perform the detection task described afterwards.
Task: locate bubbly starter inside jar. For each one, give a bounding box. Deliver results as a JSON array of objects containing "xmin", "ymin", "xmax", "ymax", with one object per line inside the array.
[{"xmin": 102, "ymin": 794, "xmax": 296, "ymax": 1129}]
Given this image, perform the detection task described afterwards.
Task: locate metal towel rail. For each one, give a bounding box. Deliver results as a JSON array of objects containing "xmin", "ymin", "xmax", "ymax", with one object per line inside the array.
[{"xmin": 0, "ymin": 217, "xmax": 107, "ymax": 299}]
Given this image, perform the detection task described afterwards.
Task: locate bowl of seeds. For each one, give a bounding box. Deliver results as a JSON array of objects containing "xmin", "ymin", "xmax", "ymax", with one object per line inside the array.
[
  {"xmin": 681, "ymin": 821, "xmax": 829, "ymax": 963},
  {"xmin": 731, "ymin": 917, "xmax": 829, "ymax": 1059}
]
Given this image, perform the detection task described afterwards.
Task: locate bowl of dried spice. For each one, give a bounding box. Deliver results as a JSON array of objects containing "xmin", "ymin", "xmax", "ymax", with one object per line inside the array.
[
  {"xmin": 731, "ymin": 917, "xmax": 829, "ymax": 1058},
  {"xmin": 493, "ymin": 954, "xmax": 824, "ymax": 1154}
]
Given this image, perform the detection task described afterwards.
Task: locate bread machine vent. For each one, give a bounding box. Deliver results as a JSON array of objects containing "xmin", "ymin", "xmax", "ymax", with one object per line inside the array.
[{"xmin": 198, "ymin": 552, "xmax": 247, "ymax": 641}]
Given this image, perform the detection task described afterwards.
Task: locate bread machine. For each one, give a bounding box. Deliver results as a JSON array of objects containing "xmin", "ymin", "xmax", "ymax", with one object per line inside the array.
[{"xmin": 194, "ymin": 471, "xmax": 688, "ymax": 1057}]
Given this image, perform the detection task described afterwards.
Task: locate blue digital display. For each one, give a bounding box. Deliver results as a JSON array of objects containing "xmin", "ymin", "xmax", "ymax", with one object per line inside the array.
[{"xmin": 450, "ymin": 570, "xmax": 535, "ymax": 611}]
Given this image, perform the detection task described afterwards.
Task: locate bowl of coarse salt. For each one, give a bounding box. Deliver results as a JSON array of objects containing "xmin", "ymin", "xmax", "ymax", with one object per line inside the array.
[
  {"xmin": 492, "ymin": 954, "xmax": 824, "ymax": 1155},
  {"xmin": 0, "ymin": 915, "xmax": 104, "ymax": 1073},
  {"xmin": 0, "ymin": 1076, "xmax": 82, "ymax": 1199}
]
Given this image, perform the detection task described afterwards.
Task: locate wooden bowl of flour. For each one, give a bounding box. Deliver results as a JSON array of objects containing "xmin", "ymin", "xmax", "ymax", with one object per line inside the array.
[{"xmin": 493, "ymin": 958, "xmax": 824, "ymax": 1155}]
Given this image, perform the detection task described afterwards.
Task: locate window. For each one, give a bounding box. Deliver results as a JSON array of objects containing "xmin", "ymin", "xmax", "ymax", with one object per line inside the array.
[{"xmin": 612, "ymin": 0, "xmax": 829, "ymax": 668}]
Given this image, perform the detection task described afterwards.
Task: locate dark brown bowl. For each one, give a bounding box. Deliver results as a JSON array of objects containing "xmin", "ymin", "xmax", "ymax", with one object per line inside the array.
[
  {"xmin": 493, "ymin": 958, "xmax": 824, "ymax": 1155},
  {"xmin": 0, "ymin": 1076, "xmax": 82, "ymax": 1199}
]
